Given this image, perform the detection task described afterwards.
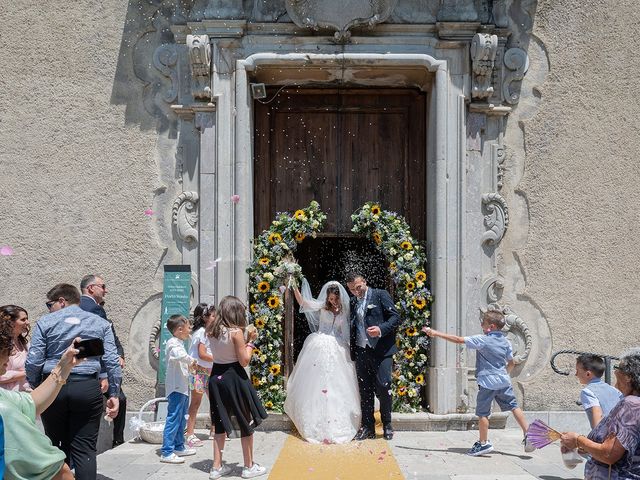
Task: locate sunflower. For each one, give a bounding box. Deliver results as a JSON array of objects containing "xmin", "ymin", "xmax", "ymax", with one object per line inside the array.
[
  {"xmin": 389, "ymin": 262, "xmax": 397, "ymax": 271},
  {"xmin": 294, "ymin": 209, "xmax": 307, "ymax": 221},
  {"xmin": 257, "ymin": 281, "xmax": 270, "ymax": 293},
  {"xmin": 405, "ymin": 326, "xmax": 418, "ymax": 336},
  {"xmin": 267, "ymin": 296, "xmax": 280, "ymax": 309},
  {"xmin": 268, "ymin": 232, "xmax": 282, "ymax": 244},
  {"xmin": 250, "ymin": 304, "xmax": 259, "ymax": 314},
  {"xmin": 371, "ymin": 204, "xmax": 381, "ymax": 216},
  {"xmin": 397, "ymin": 386, "xmax": 407, "ymax": 396},
  {"xmin": 392, "ymin": 369, "xmax": 401, "ymax": 379},
  {"xmin": 255, "ymin": 317, "xmax": 266, "ymax": 329},
  {"xmin": 415, "ymin": 374, "xmax": 425, "ymax": 385},
  {"xmin": 259, "ymin": 257, "xmax": 270, "ymax": 266},
  {"xmin": 406, "ymin": 281, "xmax": 415, "ymax": 292},
  {"xmin": 401, "ymin": 241, "xmax": 413, "ymax": 250},
  {"xmin": 265, "ymin": 401, "xmax": 274, "ymax": 409},
  {"xmin": 372, "ymin": 231, "xmax": 382, "ymax": 245},
  {"xmin": 413, "ymin": 297, "xmax": 427, "ymax": 310},
  {"xmin": 269, "ymin": 364, "xmax": 281, "ymax": 375},
  {"xmin": 404, "ymin": 348, "xmax": 416, "ymax": 359},
  {"xmin": 415, "ymin": 271, "xmax": 427, "ymax": 282},
  {"xmin": 295, "ymin": 232, "xmax": 306, "ymax": 242},
  {"xmin": 252, "ymin": 347, "xmax": 260, "ymax": 355},
  {"xmin": 252, "ymin": 375, "xmax": 261, "ymax": 386}
]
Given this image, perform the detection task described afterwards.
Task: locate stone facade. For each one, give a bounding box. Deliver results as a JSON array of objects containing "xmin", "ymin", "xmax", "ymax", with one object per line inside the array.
[{"xmin": 0, "ymin": 0, "xmax": 638, "ymax": 414}]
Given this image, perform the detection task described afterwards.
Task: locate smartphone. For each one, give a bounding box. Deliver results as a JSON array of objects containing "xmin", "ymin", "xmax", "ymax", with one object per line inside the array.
[{"xmin": 74, "ymin": 338, "xmax": 104, "ymax": 359}]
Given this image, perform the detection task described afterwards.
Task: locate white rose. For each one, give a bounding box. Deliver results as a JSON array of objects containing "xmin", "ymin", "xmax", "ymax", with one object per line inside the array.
[
  {"xmin": 404, "ymin": 253, "xmax": 413, "ymax": 261},
  {"xmin": 264, "ymin": 272, "xmax": 274, "ymax": 281},
  {"xmin": 389, "ymin": 248, "xmax": 397, "ymax": 255},
  {"xmin": 312, "ymin": 220, "xmax": 319, "ymax": 228},
  {"xmin": 259, "ymin": 355, "xmax": 267, "ymax": 363}
]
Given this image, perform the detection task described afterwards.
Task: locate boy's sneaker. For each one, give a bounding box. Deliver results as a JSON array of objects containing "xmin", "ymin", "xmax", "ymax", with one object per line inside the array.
[
  {"xmin": 174, "ymin": 448, "xmax": 197, "ymax": 457},
  {"xmin": 523, "ymin": 435, "xmax": 536, "ymax": 453},
  {"xmin": 209, "ymin": 463, "xmax": 232, "ymax": 479},
  {"xmin": 467, "ymin": 441, "xmax": 494, "ymax": 456},
  {"xmin": 160, "ymin": 453, "xmax": 185, "ymax": 464},
  {"xmin": 186, "ymin": 434, "xmax": 204, "ymax": 448},
  {"xmin": 241, "ymin": 463, "xmax": 267, "ymax": 478}
]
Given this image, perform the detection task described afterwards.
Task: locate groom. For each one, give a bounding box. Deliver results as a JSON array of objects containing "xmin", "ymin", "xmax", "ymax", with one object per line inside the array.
[{"xmin": 346, "ymin": 272, "xmax": 401, "ymax": 441}]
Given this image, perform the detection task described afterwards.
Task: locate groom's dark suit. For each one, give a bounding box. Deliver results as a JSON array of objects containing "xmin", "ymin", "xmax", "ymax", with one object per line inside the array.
[{"xmin": 349, "ymin": 287, "xmax": 401, "ymax": 433}]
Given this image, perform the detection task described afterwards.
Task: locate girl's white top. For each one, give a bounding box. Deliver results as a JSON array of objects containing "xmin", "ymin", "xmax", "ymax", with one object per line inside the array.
[
  {"xmin": 208, "ymin": 327, "xmax": 241, "ymax": 364},
  {"xmin": 189, "ymin": 327, "xmax": 213, "ymax": 368}
]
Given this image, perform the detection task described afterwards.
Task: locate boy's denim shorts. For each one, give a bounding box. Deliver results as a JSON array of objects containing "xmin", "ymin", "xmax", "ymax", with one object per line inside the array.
[{"xmin": 476, "ymin": 384, "xmax": 518, "ymax": 417}]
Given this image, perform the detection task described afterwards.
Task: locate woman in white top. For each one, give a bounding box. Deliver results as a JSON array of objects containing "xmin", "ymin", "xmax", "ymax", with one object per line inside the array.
[
  {"xmin": 185, "ymin": 303, "xmax": 215, "ymax": 448},
  {"xmin": 284, "ymin": 279, "xmax": 361, "ymax": 444},
  {"xmin": 207, "ymin": 296, "xmax": 268, "ymax": 479}
]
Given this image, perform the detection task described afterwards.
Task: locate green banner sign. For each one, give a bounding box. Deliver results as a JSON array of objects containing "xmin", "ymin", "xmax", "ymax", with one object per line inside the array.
[{"xmin": 158, "ymin": 265, "xmax": 192, "ymax": 385}]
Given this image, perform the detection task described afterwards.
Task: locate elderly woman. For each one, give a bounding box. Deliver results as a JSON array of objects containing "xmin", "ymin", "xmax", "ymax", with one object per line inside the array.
[
  {"xmin": 0, "ymin": 305, "xmax": 78, "ymax": 480},
  {"xmin": 561, "ymin": 349, "xmax": 640, "ymax": 479}
]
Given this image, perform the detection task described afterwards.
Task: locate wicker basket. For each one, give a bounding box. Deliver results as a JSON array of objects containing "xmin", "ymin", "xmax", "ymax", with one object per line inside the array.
[{"xmin": 133, "ymin": 397, "xmax": 166, "ymax": 444}]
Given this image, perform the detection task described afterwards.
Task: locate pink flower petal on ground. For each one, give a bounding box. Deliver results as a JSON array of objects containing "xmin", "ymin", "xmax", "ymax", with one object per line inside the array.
[
  {"xmin": 0, "ymin": 246, "xmax": 14, "ymax": 256},
  {"xmin": 144, "ymin": 208, "xmax": 154, "ymax": 217},
  {"xmin": 321, "ymin": 389, "xmax": 327, "ymax": 394},
  {"xmin": 380, "ymin": 450, "xmax": 387, "ymax": 455},
  {"xmin": 308, "ymin": 468, "xmax": 314, "ymax": 472},
  {"xmin": 230, "ymin": 194, "xmax": 240, "ymax": 204}
]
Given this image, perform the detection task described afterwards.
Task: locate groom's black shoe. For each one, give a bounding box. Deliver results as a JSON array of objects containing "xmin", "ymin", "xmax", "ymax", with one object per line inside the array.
[
  {"xmin": 383, "ymin": 424, "xmax": 394, "ymax": 440},
  {"xmin": 354, "ymin": 427, "xmax": 376, "ymax": 441}
]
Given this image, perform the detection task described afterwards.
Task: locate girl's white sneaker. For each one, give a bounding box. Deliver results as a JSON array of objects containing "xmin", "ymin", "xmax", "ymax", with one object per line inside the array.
[{"xmin": 241, "ymin": 463, "xmax": 267, "ymax": 478}]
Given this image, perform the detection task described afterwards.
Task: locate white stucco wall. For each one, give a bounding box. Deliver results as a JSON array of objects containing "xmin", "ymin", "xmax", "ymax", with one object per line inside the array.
[
  {"xmin": 504, "ymin": 0, "xmax": 640, "ymax": 409},
  {"xmin": 0, "ymin": 0, "xmax": 179, "ymax": 406}
]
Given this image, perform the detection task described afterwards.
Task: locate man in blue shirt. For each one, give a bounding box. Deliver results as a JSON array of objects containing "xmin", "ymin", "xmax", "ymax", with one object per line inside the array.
[{"xmin": 26, "ymin": 283, "xmax": 122, "ymax": 480}]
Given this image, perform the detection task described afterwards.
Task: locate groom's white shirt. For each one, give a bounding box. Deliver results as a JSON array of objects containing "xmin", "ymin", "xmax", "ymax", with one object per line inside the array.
[{"xmin": 356, "ymin": 287, "xmax": 371, "ymax": 348}]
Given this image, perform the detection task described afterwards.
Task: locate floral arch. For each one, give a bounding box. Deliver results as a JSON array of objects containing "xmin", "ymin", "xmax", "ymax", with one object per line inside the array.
[{"xmin": 247, "ymin": 201, "xmax": 431, "ymax": 412}]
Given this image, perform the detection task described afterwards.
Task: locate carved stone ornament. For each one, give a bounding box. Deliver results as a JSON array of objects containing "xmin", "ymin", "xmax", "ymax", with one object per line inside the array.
[
  {"xmin": 481, "ymin": 276, "xmax": 504, "ymax": 304},
  {"xmin": 153, "ymin": 44, "xmax": 178, "ymax": 104},
  {"xmin": 502, "ymin": 48, "xmax": 529, "ymax": 105},
  {"xmin": 470, "ymin": 33, "xmax": 498, "ymax": 100},
  {"xmin": 285, "ymin": 0, "xmax": 399, "ymax": 43},
  {"xmin": 186, "ymin": 35, "xmax": 212, "ymax": 100},
  {"xmin": 172, "ymin": 191, "xmax": 199, "ymax": 243},
  {"xmin": 481, "ymin": 193, "xmax": 509, "ymax": 245},
  {"xmin": 483, "ymin": 303, "xmax": 532, "ymax": 365}
]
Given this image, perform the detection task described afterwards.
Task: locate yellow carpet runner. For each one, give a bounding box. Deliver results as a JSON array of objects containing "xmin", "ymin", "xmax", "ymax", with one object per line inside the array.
[{"xmin": 268, "ymin": 421, "xmax": 404, "ymax": 479}]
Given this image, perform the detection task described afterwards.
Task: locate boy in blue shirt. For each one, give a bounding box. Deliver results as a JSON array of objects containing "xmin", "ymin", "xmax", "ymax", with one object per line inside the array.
[
  {"xmin": 424, "ymin": 310, "xmax": 535, "ymax": 456},
  {"xmin": 575, "ymin": 353, "xmax": 622, "ymax": 428}
]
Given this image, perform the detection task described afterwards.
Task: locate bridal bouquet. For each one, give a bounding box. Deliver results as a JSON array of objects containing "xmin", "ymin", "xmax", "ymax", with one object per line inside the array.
[{"xmin": 273, "ymin": 255, "xmax": 302, "ymax": 288}]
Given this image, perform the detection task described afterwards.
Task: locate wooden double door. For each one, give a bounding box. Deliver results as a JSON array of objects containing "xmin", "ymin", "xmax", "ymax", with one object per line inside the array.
[
  {"xmin": 254, "ymin": 88, "xmax": 428, "ymax": 368},
  {"xmin": 254, "ymin": 88, "xmax": 427, "ymax": 239}
]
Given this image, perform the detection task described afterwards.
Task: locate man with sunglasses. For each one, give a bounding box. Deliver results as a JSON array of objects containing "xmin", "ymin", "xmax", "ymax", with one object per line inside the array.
[
  {"xmin": 26, "ymin": 283, "xmax": 122, "ymax": 480},
  {"xmin": 79, "ymin": 274, "xmax": 128, "ymax": 448}
]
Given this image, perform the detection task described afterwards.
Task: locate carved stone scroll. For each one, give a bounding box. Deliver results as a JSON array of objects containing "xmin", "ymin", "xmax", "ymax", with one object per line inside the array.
[
  {"xmin": 502, "ymin": 48, "xmax": 529, "ymax": 105},
  {"xmin": 285, "ymin": 0, "xmax": 398, "ymax": 43},
  {"xmin": 152, "ymin": 44, "xmax": 178, "ymax": 103},
  {"xmin": 187, "ymin": 35, "xmax": 212, "ymax": 100},
  {"xmin": 483, "ymin": 303, "xmax": 532, "ymax": 365},
  {"xmin": 481, "ymin": 193, "xmax": 509, "ymax": 245},
  {"xmin": 470, "ymin": 33, "xmax": 498, "ymax": 100},
  {"xmin": 481, "ymin": 276, "xmax": 504, "ymax": 304},
  {"xmin": 172, "ymin": 192, "xmax": 199, "ymax": 243}
]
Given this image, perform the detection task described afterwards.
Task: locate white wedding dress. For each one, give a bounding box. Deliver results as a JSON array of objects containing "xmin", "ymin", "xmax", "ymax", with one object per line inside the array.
[{"xmin": 284, "ymin": 281, "xmax": 361, "ymax": 444}]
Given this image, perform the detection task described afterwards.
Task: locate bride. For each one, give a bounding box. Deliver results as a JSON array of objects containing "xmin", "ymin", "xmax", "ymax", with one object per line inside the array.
[{"xmin": 284, "ymin": 279, "xmax": 361, "ymax": 444}]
